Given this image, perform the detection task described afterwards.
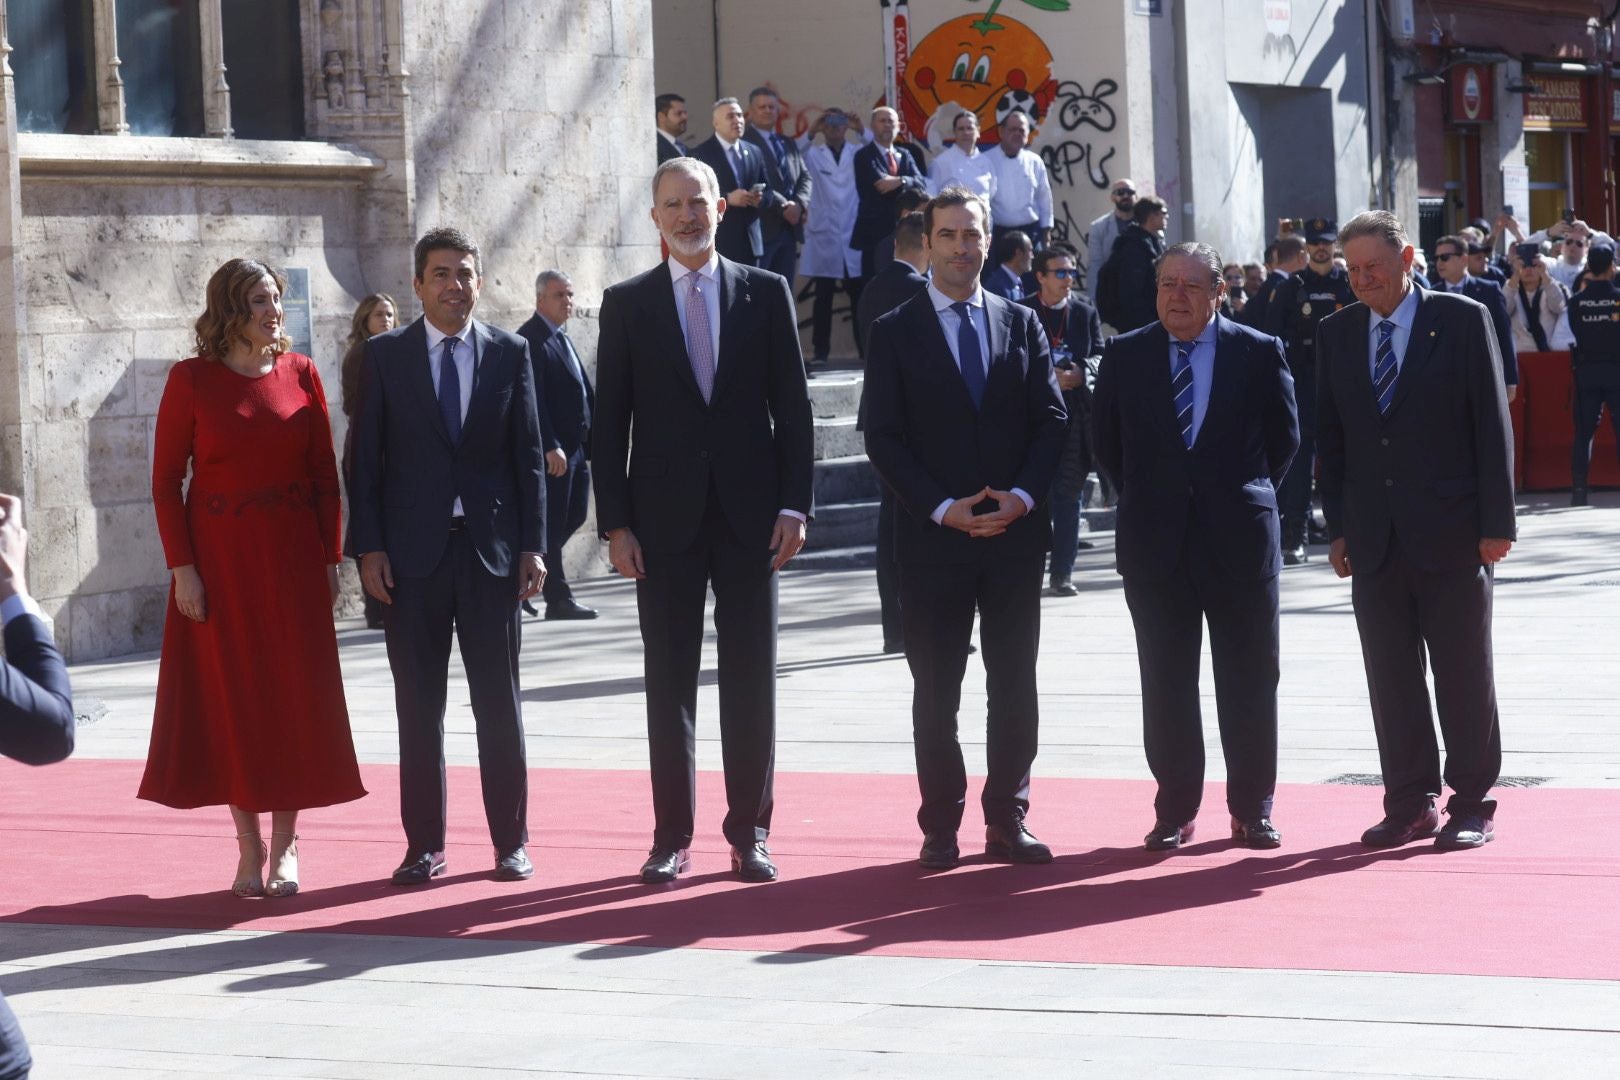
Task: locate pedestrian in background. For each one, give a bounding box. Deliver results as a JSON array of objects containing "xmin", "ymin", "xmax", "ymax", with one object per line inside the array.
[{"xmin": 341, "ymin": 292, "xmax": 397, "ymax": 630}]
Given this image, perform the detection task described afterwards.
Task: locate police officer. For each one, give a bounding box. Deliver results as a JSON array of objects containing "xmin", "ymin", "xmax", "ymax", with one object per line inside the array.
[
  {"xmin": 1566, "ymin": 242, "xmax": 1620, "ymax": 506},
  {"xmin": 1265, "ymin": 217, "xmax": 1356, "ymax": 564}
]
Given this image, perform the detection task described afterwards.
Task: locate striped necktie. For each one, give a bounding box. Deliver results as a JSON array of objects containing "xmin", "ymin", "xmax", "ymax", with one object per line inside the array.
[
  {"xmin": 1171, "ymin": 339, "xmax": 1196, "ymax": 447},
  {"xmin": 1373, "ymin": 319, "xmax": 1398, "ymax": 415}
]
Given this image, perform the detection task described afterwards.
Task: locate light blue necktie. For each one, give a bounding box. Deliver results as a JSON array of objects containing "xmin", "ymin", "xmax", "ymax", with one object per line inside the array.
[
  {"xmin": 1171, "ymin": 340, "xmax": 1196, "ymax": 447},
  {"xmin": 952, "ymin": 302, "xmax": 986, "ymax": 408},
  {"xmin": 1373, "ymin": 319, "xmax": 1398, "ymax": 415}
]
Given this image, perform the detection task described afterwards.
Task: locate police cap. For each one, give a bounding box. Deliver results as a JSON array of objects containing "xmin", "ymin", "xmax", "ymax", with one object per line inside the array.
[
  {"xmin": 1304, "ymin": 218, "xmax": 1337, "ymax": 243},
  {"xmin": 1590, "ymin": 243, "xmax": 1615, "ymax": 274}
]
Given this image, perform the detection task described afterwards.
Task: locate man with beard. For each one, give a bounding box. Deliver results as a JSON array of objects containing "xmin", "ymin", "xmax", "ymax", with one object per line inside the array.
[
  {"xmin": 594, "ymin": 157, "xmax": 814, "ymax": 884},
  {"xmin": 1087, "ymin": 179, "xmax": 1137, "ymax": 304}
]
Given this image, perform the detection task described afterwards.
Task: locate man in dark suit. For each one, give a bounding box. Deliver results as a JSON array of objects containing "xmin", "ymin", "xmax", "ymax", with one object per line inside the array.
[
  {"xmin": 743, "ymin": 87, "xmax": 812, "ymax": 284},
  {"xmin": 983, "ymin": 231, "xmax": 1033, "ymax": 301},
  {"xmin": 0, "ymin": 491, "xmax": 75, "ymax": 1080},
  {"xmin": 1432, "ymin": 233, "xmax": 1520, "ymax": 397},
  {"xmin": 1240, "ymin": 235, "xmax": 1303, "ymax": 332},
  {"xmin": 863, "ymin": 185, "xmax": 1068, "ymax": 870},
  {"xmin": 595, "ymin": 156, "xmax": 814, "ymax": 885},
  {"xmin": 655, "ymin": 92, "xmax": 689, "ymax": 163},
  {"xmin": 1020, "ymin": 244, "xmax": 1105, "ymax": 597},
  {"xmin": 1100, "ymin": 196, "xmax": 1167, "ymax": 332},
  {"xmin": 350, "ymin": 227, "xmax": 547, "ymax": 886},
  {"xmin": 691, "ymin": 97, "xmax": 768, "ymax": 266},
  {"xmin": 1319, "ymin": 211, "xmax": 1516, "ymax": 851},
  {"xmin": 856, "ymin": 211, "xmax": 930, "ymax": 654},
  {"xmin": 516, "ymin": 269, "xmax": 597, "ymax": 621},
  {"xmin": 851, "ymin": 106, "xmax": 928, "ymax": 282},
  {"xmin": 1092, "ymin": 242, "xmax": 1299, "ymax": 852}
]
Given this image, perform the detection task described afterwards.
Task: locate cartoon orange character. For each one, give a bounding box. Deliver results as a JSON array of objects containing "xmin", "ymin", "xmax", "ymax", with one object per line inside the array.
[{"xmin": 899, "ymin": 10, "xmax": 1059, "ymax": 148}]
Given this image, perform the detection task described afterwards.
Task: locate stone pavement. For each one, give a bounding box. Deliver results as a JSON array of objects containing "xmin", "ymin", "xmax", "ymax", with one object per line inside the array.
[{"xmin": 6, "ymin": 492, "xmax": 1620, "ymax": 1077}]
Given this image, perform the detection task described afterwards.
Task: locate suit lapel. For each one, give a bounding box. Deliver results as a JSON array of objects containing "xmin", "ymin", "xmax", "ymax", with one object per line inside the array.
[
  {"xmin": 1195, "ymin": 315, "xmax": 1240, "ymax": 452},
  {"xmin": 463, "ymin": 320, "xmax": 506, "ymax": 436},
  {"xmin": 912, "ymin": 292, "xmax": 980, "ymax": 414},
  {"xmin": 1386, "ymin": 288, "xmax": 1439, "ymax": 418},
  {"xmin": 1139, "ymin": 323, "xmax": 1180, "ymax": 442},
  {"xmin": 401, "ymin": 319, "xmax": 453, "ymax": 449},
  {"xmin": 711, "ymin": 258, "xmax": 750, "ymax": 404},
  {"xmin": 649, "ymin": 260, "xmax": 707, "ymax": 404},
  {"xmin": 747, "ymin": 129, "xmax": 785, "ymax": 190},
  {"xmin": 983, "ymin": 292, "xmax": 1014, "ymax": 401}
]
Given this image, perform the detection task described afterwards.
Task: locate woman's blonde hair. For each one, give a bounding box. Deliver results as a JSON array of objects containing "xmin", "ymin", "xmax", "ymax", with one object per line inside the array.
[
  {"xmin": 346, "ymin": 292, "xmax": 397, "ymax": 350},
  {"xmin": 194, "ymin": 258, "xmax": 292, "ymax": 361}
]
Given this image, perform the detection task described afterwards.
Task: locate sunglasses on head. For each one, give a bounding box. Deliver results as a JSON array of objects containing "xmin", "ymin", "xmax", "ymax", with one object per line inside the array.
[{"xmin": 1112, "ymin": 187, "xmax": 1135, "ymax": 197}]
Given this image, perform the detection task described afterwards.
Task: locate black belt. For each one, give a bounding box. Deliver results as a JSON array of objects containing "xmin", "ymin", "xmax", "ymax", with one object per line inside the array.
[{"xmin": 449, "ymin": 516, "xmax": 467, "ymax": 531}]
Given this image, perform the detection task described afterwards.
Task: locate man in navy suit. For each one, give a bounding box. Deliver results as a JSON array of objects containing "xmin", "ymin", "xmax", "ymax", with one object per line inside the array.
[
  {"xmin": 851, "ymin": 106, "xmax": 928, "ymax": 282},
  {"xmin": 350, "ymin": 227, "xmax": 547, "ymax": 886},
  {"xmin": 595, "ymin": 157, "xmax": 814, "ymax": 885},
  {"xmin": 1432, "ymin": 233, "xmax": 1520, "ymax": 399},
  {"xmin": 516, "ymin": 269, "xmax": 597, "ymax": 621},
  {"xmin": 1092, "ymin": 242, "xmax": 1299, "ymax": 852},
  {"xmin": 983, "ymin": 231, "xmax": 1033, "ymax": 301},
  {"xmin": 864, "ymin": 185, "xmax": 1068, "ymax": 870},
  {"xmin": 0, "ymin": 491, "xmax": 75, "ymax": 1080},
  {"xmin": 1319, "ymin": 212, "xmax": 1516, "ymax": 851},
  {"xmin": 655, "ymin": 93, "xmax": 689, "ymax": 164},
  {"xmin": 743, "ymin": 87, "xmax": 812, "ymax": 284},
  {"xmin": 691, "ymin": 97, "xmax": 768, "ymax": 266}
]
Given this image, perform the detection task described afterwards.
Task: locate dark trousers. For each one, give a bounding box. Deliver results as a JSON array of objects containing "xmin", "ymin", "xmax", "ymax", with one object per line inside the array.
[
  {"xmin": 876, "ymin": 487, "xmax": 902, "ymax": 647},
  {"xmin": 1351, "ymin": 533, "xmax": 1501, "ymax": 819},
  {"xmin": 384, "ymin": 526, "xmax": 528, "ymax": 853},
  {"xmin": 1121, "ymin": 529, "xmax": 1280, "ymax": 823},
  {"xmin": 812, "ymin": 275, "xmax": 864, "ymax": 359},
  {"xmin": 1279, "ymin": 372, "xmax": 1316, "ymax": 547},
  {"xmin": 759, "ymin": 230, "xmax": 797, "ymax": 286},
  {"xmin": 637, "ymin": 491, "xmax": 778, "ymax": 850},
  {"xmin": 0, "ymin": 992, "xmax": 30, "ymax": 1080},
  {"xmin": 1048, "ymin": 411, "xmax": 1092, "ymax": 581},
  {"xmin": 1572, "ymin": 364, "xmax": 1620, "ymax": 487},
  {"xmin": 542, "ymin": 453, "xmax": 591, "ymax": 605},
  {"xmin": 900, "ymin": 551, "xmax": 1044, "ymax": 835}
]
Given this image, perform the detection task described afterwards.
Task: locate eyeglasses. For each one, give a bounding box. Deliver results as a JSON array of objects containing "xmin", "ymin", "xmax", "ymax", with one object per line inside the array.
[
  {"xmin": 1112, "ymin": 188, "xmax": 1135, "ymax": 197},
  {"xmin": 1043, "ymin": 268, "xmax": 1078, "ymax": 278},
  {"xmin": 1435, "ymin": 252, "xmax": 1461, "ymax": 262},
  {"xmin": 1567, "ymin": 239, "xmax": 1589, "ymax": 248}
]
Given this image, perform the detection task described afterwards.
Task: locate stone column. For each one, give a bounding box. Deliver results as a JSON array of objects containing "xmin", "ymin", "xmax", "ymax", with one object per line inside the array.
[
  {"xmin": 199, "ymin": 0, "xmax": 234, "ymax": 138},
  {"xmin": 90, "ymin": 0, "xmax": 129, "ymax": 134}
]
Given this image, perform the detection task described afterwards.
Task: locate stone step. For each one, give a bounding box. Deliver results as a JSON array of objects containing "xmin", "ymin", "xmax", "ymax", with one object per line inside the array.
[
  {"xmin": 806, "ymin": 371, "xmax": 864, "ymax": 418},
  {"xmin": 786, "ymin": 544, "xmax": 876, "ymax": 571},
  {"xmin": 805, "ymin": 498, "xmax": 879, "ymax": 551},
  {"xmin": 813, "ymin": 454, "xmax": 883, "ymax": 505},
  {"xmin": 813, "ymin": 415, "xmax": 863, "ymax": 460}
]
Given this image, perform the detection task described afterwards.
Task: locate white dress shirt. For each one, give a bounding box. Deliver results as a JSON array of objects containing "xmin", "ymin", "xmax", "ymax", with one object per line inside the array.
[
  {"xmin": 928, "ymin": 144, "xmax": 998, "ymax": 205},
  {"xmin": 1367, "ymin": 282, "xmax": 1420, "ymax": 380},
  {"xmin": 925, "ymin": 281, "xmax": 1034, "ymax": 524},
  {"xmin": 988, "ymin": 147, "xmax": 1053, "ymax": 230},
  {"xmin": 658, "ymin": 129, "xmax": 686, "ymax": 155},
  {"xmin": 425, "ymin": 318, "xmax": 477, "ymax": 517}
]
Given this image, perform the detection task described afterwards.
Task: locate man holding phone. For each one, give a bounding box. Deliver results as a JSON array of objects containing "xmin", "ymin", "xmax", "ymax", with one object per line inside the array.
[{"xmin": 692, "ymin": 96, "xmax": 769, "ymax": 266}]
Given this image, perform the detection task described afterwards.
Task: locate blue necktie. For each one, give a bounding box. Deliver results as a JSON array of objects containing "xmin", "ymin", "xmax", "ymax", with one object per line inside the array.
[
  {"xmin": 771, "ymin": 134, "xmax": 789, "ymax": 175},
  {"xmin": 952, "ymin": 302, "xmax": 986, "ymax": 408},
  {"xmin": 438, "ymin": 335, "xmax": 462, "ymax": 443},
  {"xmin": 1373, "ymin": 319, "xmax": 1398, "ymax": 415},
  {"xmin": 1172, "ymin": 339, "xmax": 1196, "ymax": 447}
]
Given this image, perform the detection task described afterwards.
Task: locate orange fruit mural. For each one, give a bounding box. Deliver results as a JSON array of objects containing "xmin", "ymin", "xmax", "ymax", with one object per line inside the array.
[{"xmin": 899, "ymin": 11, "xmax": 1060, "ymax": 148}]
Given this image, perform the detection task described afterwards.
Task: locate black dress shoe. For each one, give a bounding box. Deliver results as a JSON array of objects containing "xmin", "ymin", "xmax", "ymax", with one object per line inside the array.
[
  {"xmin": 731, "ymin": 842, "xmax": 778, "ymax": 882},
  {"xmin": 1144, "ymin": 820, "xmax": 1195, "ymax": 851},
  {"xmin": 985, "ymin": 818, "xmax": 1053, "ymax": 863},
  {"xmin": 521, "ymin": 599, "xmax": 539, "ymax": 617},
  {"xmin": 1434, "ymin": 811, "xmax": 1494, "ymax": 850},
  {"xmin": 1046, "ymin": 578, "xmax": 1079, "ymax": 597},
  {"xmin": 1360, "ymin": 805, "xmax": 1441, "ymax": 848},
  {"xmin": 1572, "ymin": 487, "xmax": 1590, "ymax": 507},
  {"xmin": 1282, "ymin": 544, "xmax": 1308, "ymax": 566},
  {"xmin": 639, "ymin": 846, "xmax": 691, "ymax": 883},
  {"xmin": 494, "ymin": 846, "xmax": 534, "ymax": 881},
  {"xmin": 545, "ymin": 598, "xmax": 598, "ymax": 620},
  {"xmin": 390, "ymin": 850, "xmax": 446, "ymax": 885},
  {"xmin": 919, "ymin": 832, "xmax": 960, "ymax": 870},
  {"xmin": 1230, "ymin": 816, "xmax": 1282, "ymax": 849}
]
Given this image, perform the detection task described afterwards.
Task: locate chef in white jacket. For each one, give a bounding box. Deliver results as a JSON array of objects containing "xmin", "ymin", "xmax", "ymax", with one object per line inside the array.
[{"xmin": 800, "ymin": 109, "xmax": 866, "ymax": 363}]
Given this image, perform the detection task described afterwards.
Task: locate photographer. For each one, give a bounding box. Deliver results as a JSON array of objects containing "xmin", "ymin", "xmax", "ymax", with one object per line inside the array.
[{"xmin": 0, "ymin": 491, "xmax": 75, "ymax": 1080}]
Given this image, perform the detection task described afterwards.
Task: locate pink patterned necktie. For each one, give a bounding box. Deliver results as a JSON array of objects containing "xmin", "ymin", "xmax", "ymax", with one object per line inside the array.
[{"xmin": 684, "ymin": 270, "xmax": 715, "ymax": 402}]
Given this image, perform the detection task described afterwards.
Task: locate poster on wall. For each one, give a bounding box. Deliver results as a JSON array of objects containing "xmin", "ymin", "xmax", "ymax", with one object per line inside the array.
[
  {"xmin": 1501, "ymin": 165, "xmax": 1529, "ymax": 231},
  {"xmin": 281, "ymin": 267, "xmax": 314, "ymax": 359}
]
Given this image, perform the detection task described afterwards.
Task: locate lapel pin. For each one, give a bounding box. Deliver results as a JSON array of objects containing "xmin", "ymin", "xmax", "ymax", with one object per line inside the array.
[{"xmin": 1429, "ymin": 330, "xmax": 1436, "ymax": 337}]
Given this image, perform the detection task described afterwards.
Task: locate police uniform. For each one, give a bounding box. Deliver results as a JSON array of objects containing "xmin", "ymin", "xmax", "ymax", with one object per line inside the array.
[
  {"xmin": 1565, "ymin": 258, "xmax": 1620, "ymax": 504},
  {"xmin": 1264, "ymin": 217, "xmax": 1356, "ymax": 558}
]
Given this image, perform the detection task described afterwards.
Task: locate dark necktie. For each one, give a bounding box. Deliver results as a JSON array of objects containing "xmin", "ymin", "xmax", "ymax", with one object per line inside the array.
[
  {"xmin": 770, "ymin": 134, "xmax": 789, "ymax": 176},
  {"xmin": 438, "ymin": 335, "xmax": 462, "ymax": 443},
  {"xmin": 952, "ymin": 301, "xmax": 986, "ymax": 408},
  {"xmin": 1373, "ymin": 319, "xmax": 1398, "ymax": 415},
  {"xmin": 557, "ymin": 329, "xmax": 591, "ymax": 423},
  {"xmin": 1171, "ymin": 340, "xmax": 1196, "ymax": 447},
  {"xmin": 730, "ymin": 144, "xmax": 745, "ymax": 185}
]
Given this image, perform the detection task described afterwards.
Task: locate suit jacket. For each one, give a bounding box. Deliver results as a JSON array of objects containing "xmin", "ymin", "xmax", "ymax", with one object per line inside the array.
[
  {"xmin": 983, "ymin": 264, "xmax": 1025, "ymax": 302},
  {"xmin": 656, "ymin": 133, "xmax": 687, "ymax": 164},
  {"xmin": 692, "ymin": 135, "xmax": 768, "ymax": 262},
  {"xmin": 1092, "ymin": 314, "xmax": 1300, "ymax": 581},
  {"xmin": 1450, "ymin": 274, "xmax": 1520, "ymax": 385},
  {"xmin": 0, "ymin": 613, "xmax": 73, "ymax": 767},
  {"xmin": 1020, "ymin": 293, "xmax": 1104, "ymax": 418},
  {"xmin": 850, "ymin": 141, "xmax": 928, "ymax": 253},
  {"xmin": 594, "ymin": 257, "xmax": 814, "ymax": 554},
  {"xmin": 1240, "ymin": 269, "xmax": 1288, "ymax": 330},
  {"xmin": 516, "ymin": 313, "xmax": 595, "ymax": 459},
  {"xmin": 863, "ymin": 290, "xmax": 1068, "ymax": 564},
  {"xmin": 1316, "ymin": 287, "xmax": 1517, "ymax": 575},
  {"xmin": 1106, "ymin": 223, "xmax": 1164, "ymax": 332},
  {"xmin": 743, "ymin": 126, "xmax": 812, "ymax": 242},
  {"xmin": 349, "ymin": 317, "xmax": 546, "ymax": 577},
  {"xmin": 855, "ymin": 260, "xmax": 930, "ymax": 430}
]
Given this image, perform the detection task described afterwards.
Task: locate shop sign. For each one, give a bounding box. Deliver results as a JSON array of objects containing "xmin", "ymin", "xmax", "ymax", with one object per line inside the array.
[
  {"xmin": 1263, "ymin": 0, "xmax": 1292, "ymax": 37},
  {"xmin": 1522, "ymin": 74, "xmax": 1586, "ymax": 130},
  {"xmin": 1448, "ymin": 63, "xmax": 1494, "ymax": 123}
]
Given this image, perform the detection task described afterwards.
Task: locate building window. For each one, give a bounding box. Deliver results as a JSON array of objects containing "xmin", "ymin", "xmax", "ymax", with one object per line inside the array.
[
  {"xmin": 115, "ymin": 0, "xmax": 205, "ymax": 135},
  {"xmin": 10, "ymin": 0, "xmax": 98, "ymax": 133},
  {"xmin": 221, "ymin": 0, "xmax": 305, "ymax": 140},
  {"xmin": 1524, "ymin": 131, "xmax": 1571, "ymax": 235}
]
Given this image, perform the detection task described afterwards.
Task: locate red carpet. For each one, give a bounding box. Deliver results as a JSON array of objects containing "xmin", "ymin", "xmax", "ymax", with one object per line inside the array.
[{"xmin": 2, "ymin": 759, "xmax": 1615, "ymax": 979}]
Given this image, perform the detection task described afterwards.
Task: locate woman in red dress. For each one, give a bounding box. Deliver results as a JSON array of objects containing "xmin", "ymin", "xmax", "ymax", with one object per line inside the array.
[{"xmin": 140, "ymin": 259, "xmax": 366, "ymax": 898}]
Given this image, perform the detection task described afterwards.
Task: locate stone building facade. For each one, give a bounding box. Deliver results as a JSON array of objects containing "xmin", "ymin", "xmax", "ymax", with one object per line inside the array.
[{"xmin": 0, "ymin": 0, "xmax": 658, "ymax": 660}]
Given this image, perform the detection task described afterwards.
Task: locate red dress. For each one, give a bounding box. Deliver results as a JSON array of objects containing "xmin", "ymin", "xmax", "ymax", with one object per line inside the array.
[{"xmin": 139, "ymin": 354, "xmax": 366, "ymax": 811}]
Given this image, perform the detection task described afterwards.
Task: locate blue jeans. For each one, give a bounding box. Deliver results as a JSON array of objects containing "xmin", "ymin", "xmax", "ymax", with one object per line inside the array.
[
  {"xmin": 0, "ymin": 991, "xmax": 31, "ymax": 1079},
  {"xmin": 1048, "ymin": 493, "xmax": 1082, "ymax": 582}
]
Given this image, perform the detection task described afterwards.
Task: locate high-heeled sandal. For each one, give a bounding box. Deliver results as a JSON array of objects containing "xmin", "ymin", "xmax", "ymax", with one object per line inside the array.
[
  {"xmin": 266, "ymin": 832, "xmax": 299, "ymax": 898},
  {"xmin": 233, "ymin": 831, "xmax": 266, "ymax": 898}
]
